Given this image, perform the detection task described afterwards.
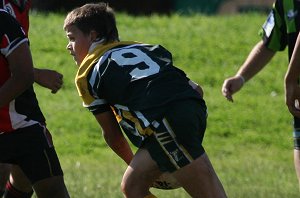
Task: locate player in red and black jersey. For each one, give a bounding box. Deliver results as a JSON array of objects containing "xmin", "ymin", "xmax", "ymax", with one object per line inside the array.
[
  {"xmin": 0, "ymin": 9, "xmax": 69, "ymax": 198},
  {"xmin": 1, "ymin": 0, "xmax": 63, "ymax": 94},
  {"xmin": 0, "ymin": 14, "xmax": 44, "ymax": 132},
  {"xmin": 0, "ymin": 1, "xmax": 65, "ymax": 197},
  {"xmin": 1, "ymin": 0, "xmax": 30, "ymax": 36},
  {"xmin": 0, "ymin": 10, "xmax": 69, "ymax": 197},
  {"xmin": 64, "ymin": 3, "xmax": 227, "ymax": 197},
  {"xmin": 0, "ymin": 1, "xmax": 32, "ymax": 195}
]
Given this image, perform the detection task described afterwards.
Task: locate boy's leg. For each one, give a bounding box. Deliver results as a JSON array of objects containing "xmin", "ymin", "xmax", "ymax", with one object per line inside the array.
[
  {"xmin": 294, "ymin": 149, "xmax": 300, "ymax": 189},
  {"xmin": 172, "ymin": 153, "xmax": 227, "ymax": 198},
  {"xmin": 3, "ymin": 180, "xmax": 33, "ymax": 198},
  {"xmin": 293, "ymin": 117, "xmax": 300, "ymax": 189},
  {"xmin": 0, "ymin": 163, "xmax": 11, "ymax": 193},
  {"xmin": 2, "ymin": 167, "xmax": 69, "ymax": 198},
  {"xmin": 0, "ymin": 124, "xmax": 70, "ymax": 198},
  {"xmin": 33, "ymin": 176, "xmax": 69, "ymax": 198},
  {"xmin": 123, "ymin": 99, "xmax": 226, "ymax": 197},
  {"xmin": 9, "ymin": 165, "xmax": 32, "ymax": 193},
  {"xmin": 122, "ymin": 149, "xmax": 160, "ymax": 198},
  {"xmin": 0, "ymin": 164, "xmax": 11, "ymax": 195},
  {"xmin": 123, "ymin": 149, "xmax": 227, "ymax": 198},
  {"xmin": 3, "ymin": 165, "xmax": 33, "ymax": 198}
]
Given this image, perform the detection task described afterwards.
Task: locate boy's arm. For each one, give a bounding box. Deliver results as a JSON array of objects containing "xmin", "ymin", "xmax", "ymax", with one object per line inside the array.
[
  {"xmin": 34, "ymin": 68, "xmax": 63, "ymax": 94},
  {"xmin": 222, "ymin": 41, "xmax": 275, "ymax": 102},
  {"xmin": 0, "ymin": 42, "xmax": 34, "ymax": 108},
  {"xmin": 94, "ymin": 110, "xmax": 134, "ymax": 165}
]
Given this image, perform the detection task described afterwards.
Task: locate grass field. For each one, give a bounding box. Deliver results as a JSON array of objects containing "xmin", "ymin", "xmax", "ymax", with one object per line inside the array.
[{"xmin": 28, "ymin": 10, "xmax": 299, "ymax": 197}]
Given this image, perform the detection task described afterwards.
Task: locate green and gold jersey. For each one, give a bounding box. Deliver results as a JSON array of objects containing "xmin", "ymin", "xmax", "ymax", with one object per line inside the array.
[
  {"xmin": 75, "ymin": 41, "xmax": 204, "ymax": 136},
  {"xmin": 260, "ymin": 0, "xmax": 300, "ymax": 59}
]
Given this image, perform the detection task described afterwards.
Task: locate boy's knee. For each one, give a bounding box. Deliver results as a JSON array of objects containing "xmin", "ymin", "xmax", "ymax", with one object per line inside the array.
[
  {"xmin": 121, "ymin": 176, "xmax": 142, "ymax": 197},
  {"xmin": 121, "ymin": 177, "xmax": 132, "ymax": 196},
  {"xmin": 120, "ymin": 179, "xmax": 126, "ymax": 194}
]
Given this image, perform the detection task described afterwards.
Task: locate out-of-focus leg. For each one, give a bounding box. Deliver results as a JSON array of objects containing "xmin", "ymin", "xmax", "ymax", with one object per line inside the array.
[
  {"xmin": 294, "ymin": 149, "xmax": 300, "ymax": 189},
  {"xmin": 0, "ymin": 164, "xmax": 11, "ymax": 195}
]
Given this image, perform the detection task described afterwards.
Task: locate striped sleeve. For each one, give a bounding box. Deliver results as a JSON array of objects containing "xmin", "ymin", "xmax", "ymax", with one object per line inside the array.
[
  {"xmin": 0, "ymin": 10, "xmax": 28, "ymax": 57},
  {"xmin": 259, "ymin": 0, "xmax": 287, "ymax": 51}
]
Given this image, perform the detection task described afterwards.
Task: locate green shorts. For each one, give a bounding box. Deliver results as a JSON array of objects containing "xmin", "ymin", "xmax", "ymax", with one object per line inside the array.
[{"xmin": 142, "ymin": 99, "xmax": 207, "ymax": 173}]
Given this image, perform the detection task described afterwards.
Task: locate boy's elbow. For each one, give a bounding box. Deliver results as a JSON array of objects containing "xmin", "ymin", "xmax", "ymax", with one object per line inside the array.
[
  {"xmin": 24, "ymin": 69, "xmax": 35, "ymax": 86},
  {"xmin": 17, "ymin": 68, "xmax": 34, "ymax": 89}
]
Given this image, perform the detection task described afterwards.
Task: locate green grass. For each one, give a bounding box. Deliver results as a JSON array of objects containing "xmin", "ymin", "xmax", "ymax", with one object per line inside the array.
[{"xmin": 29, "ymin": 11, "xmax": 298, "ymax": 197}]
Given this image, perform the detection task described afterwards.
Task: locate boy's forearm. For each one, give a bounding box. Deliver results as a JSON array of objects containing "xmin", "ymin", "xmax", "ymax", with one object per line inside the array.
[
  {"xmin": 237, "ymin": 41, "xmax": 275, "ymax": 81},
  {"xmin": 285, "ymin": 33, "xmax": 300, "ymax": 83},
  {"xmin": 107, "ymin": 137, "xmax": 134, "ymax": 165},
  {"xmin": 94, "ymin": 111, "xmax": 134, "ymax": 164}
]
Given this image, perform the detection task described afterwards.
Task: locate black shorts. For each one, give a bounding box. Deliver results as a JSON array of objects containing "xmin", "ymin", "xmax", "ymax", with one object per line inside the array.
[
  {"xmin": 142, "ymin": 99, "xmax": 207, "ymax": 173},
  {"xmin": 0, "ymin": 124, "xmax": 63, "ymax": 184}
]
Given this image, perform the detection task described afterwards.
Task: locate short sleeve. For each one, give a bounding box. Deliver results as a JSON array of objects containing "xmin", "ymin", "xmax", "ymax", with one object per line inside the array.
[
  {"xmin": 259, "ymin": 0, "xmax": 287, "ymax": 51},
  {"xmin": 0, "ymin": 10, "xmax": 28, "ymax": 57}
]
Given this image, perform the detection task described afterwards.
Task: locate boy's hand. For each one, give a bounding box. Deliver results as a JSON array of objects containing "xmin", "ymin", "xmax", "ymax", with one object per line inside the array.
[{"xmin": 34, "ymin": 68, "xmax": 63, "ymax": 93}]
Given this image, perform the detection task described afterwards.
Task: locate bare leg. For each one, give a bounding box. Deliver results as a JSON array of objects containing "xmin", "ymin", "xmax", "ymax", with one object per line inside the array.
[
  {"xmin": 0, "ymin": 164, "xmax": 11, "ymax": 192},
  {"xmin": 33, "ymin": 176, "xmax": 70, "ymax": 198},
  {"xmin": 173, "ymin": 153, "xmax": 227, "ymax": 198},
  {"xmin": 10, "ymin": 165, "xmax": 32, "ymax": 193},
  {"xmin": 294, "ymin": 149, "xmax": 300, "ymax": 190},
  {"xmin": 122, "ymin": 149, "xmax": 227, "ymax": 198},
  {"xmin": 6, "ymin": 165, "xmax": 69, "ymax": 198},
  {"xmin": 121, "ymin": 149, "xmax": 161, "ymax": 198}
]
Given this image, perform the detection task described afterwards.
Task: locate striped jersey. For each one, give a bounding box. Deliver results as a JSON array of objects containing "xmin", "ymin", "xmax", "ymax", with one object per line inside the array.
[
  {"xmin": 0, "ymin": 9, "xmax": 45, "ymax": 132},
  {"xmin": 260, "ymin": 0, "xmax": 300, "ymax": 59},
  {"xmin": 75, "ymin": 41, "xmax": 204, "ymax": 135},
  {"xmin": 1, "ymin": 0, "xmax": 31, "ymax": 36}
]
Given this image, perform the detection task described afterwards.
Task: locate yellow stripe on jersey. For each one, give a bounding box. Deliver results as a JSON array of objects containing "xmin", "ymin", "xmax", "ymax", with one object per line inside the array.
[
  {"xmin": 111, "ymin": 106, "xmax": 153, "ymax": 139},
  {"xmin": 75, "ymin": 41, "xmax": 139, "ymax": 106},
  {"xmin": 111, "ymin": 107, "xmax": 122, "ymax": 122},
  {"xmin": 122, "ymin": 111, "xmax": 155, "ymax": 136}
]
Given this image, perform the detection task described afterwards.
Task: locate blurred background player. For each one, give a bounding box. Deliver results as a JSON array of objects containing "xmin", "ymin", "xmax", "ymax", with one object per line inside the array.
[
  {"xmin": 0, "ymin": 9, "xmax": 69, "ymax": 198},
  {"xmin": 0, "ymin": 0, "xmax": 64, "ymax": 197},
  {"xmin": 285, "ymin": 32, "xmax": 300, "ymax": 189},
  {"xmin": 222, "ymin": 0, "xmax": 300, "ymax": 188},
  {"xmin": 285, "ymin": 32, "xmax": 300, "ymax": 119}
]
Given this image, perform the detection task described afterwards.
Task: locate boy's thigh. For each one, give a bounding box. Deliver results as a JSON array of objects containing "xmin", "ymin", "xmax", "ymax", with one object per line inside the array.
[
  {"xmin": 172, "ymin": 153, "xmax": 221, "ymax": 195},
  {"xmin": 124, "ymin": 148, "xmax": 161, "ymax": 185}
]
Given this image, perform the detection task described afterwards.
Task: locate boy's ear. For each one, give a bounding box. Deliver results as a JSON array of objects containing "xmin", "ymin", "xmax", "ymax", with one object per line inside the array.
[{"xmin": 90, "ymin": 30, "xmax": 99, "ymax": 41}]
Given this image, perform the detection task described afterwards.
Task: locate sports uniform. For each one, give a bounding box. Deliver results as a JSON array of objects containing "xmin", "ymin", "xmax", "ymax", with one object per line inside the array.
[
  {"xmin": 76, "ymin": 41, "xmax": 207, "ymax": 172},
  {"xmin": 0, "ymin": 9, "xmax": 63, "ymax": 184},
  {"xmin": 1, "ymin": 0, "xmax": 30, "ymax": 36},
  {"xmin": 260, "ymin": 0, "xmax": 300, "ymax": 149}
]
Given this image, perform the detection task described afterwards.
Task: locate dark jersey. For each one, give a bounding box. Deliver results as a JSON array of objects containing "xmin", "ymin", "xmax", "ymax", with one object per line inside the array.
[
  {"xmin": 0, "ymin": 9, "xmax": 45, "ymax": 132},
  {"xmin": 76, "ymin": 41, "xmax": 204, "ymax": 134},
  {"xmin": 1, "ymin": 0, "xmax": 31, "ymax": 36},
  {"xmin": 260, "ymin": 0, "xmax": 300, "ymax": 59}
]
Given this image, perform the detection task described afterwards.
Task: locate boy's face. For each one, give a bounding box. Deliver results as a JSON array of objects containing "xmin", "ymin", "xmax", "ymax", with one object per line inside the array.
[{"xmin": 65, "ymin": 25, "xmax": 93, "ymax": 66}]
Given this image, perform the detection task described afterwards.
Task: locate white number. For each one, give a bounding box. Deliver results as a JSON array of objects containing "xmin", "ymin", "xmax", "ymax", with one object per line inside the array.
[{"xmin": 111, "ymin": 48, "xmax": 160, "ymax": 80}]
